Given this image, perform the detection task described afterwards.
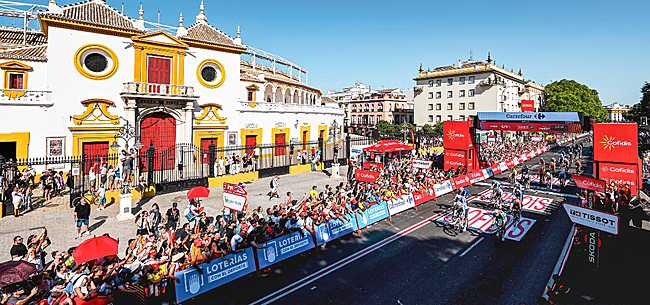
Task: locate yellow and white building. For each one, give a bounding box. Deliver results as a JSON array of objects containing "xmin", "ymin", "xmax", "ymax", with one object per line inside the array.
[{"xmin": 0, "ymin": 0, "xmax": 343, "ymax": 163}]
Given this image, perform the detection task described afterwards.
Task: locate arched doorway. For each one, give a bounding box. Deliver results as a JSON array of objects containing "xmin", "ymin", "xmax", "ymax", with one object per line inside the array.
[{"xmin": 140, "ymin": 112, "xmax": 176, "ymax": 171}]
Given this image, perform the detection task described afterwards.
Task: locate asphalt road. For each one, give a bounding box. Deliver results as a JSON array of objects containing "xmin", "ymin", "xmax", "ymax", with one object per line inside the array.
[{"xmin": 185, "ymin": 138, "xmax": 592, "ymax": 305}]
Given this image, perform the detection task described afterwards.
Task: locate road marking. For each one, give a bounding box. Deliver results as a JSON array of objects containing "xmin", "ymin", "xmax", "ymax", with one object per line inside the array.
[
  {"xmin": 249, "ymin": 208, "xmax": 451, "ymax": 305},
  {"xmin": 459, "ymin": 237, "xmax": 484, "ymax": 257}
]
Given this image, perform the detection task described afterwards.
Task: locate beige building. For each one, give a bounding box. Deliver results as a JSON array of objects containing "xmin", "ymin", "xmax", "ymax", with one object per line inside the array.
[
  {"xmin": 413, "ymin": 54, "xmax": 544, "ymax": 126},
  {"xmin": 603, "ymin": 102, "xmax": 630, "ymax": 122}
]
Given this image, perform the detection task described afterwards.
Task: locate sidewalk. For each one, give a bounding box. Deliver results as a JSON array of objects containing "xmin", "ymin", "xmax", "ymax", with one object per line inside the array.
[{"xmin": 0, "ymin": 166, "xmax": 349, "ymax": 260}]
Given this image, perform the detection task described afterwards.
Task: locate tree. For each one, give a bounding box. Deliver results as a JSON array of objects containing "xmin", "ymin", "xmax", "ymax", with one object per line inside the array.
[
  {"xmin": 420, "ymin": 124, "xmax": 435, "ymax": 134},
  {"xmin": 544, "ymin": 79, "xmax": 608, "ymax": 121},
  {"xmin": 433, "ymin": 121, "xmax": 443, "ymax": 134},
  {"xmin": 624, "ymin": 82, "xmax": 650, "ymax": 123}
]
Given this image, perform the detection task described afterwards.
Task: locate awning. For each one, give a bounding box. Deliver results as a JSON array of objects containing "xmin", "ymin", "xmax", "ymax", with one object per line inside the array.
[{"xmin": 363, "ymin": 140, "xmax": 414, "ymax": 153}]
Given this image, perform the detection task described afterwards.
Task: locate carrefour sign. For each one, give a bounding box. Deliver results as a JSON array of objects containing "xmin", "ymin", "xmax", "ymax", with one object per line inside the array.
[{"xmin": 478, "ymin": 112, "xmax": 580, "ymax": 122}]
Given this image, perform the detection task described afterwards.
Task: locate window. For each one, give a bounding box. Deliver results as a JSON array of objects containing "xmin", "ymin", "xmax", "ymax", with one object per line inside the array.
[
  {"xmin": 351, "ymin": 115, "xmax": 356, "ymax": 123},
  {"xmin": 247, "ymin": 90, "xmax": 254, "ymax": 101},
  {"xmin": 447, "ymin": 115, "xmax": 453, "ymax": 121},
  {"xmin": 459, "ymin": 103, "xmax": 465, "ymax": 110},
  {"xmin": 369, "ymin": 116, "xmax": 374, "ymax": 124},
  {"xmin": 378, "ymin": 104, "xmax": 383, "ymax": 111},
  {"xmin": 358, "ymin": 116, "xmax": 361, "ymax": 124},
  {"xmin": 469, "ymin": 89, "xmax": 475, "ymax": 97},
  {"xmin": 459, "ymin": 90, "xmax": 465, "ymax": 97},
  {"xmin": 371, "ymin": 104, "xmax": 375, "ymax": 112},
  {"xmin": 469, "ymin": 102, "xmax": 475, "ymax": 110},
  {"xmin": 459, "ymin": 115, "xmax": 465, "ymax": 121},
  {"xmin": 436, "ymin": 79, "xmax": 441, "ymax": 86},
  {"xmin": 436, "ymin": 115, "xmax": 441, "ymax": 122},
  {"xmin": 447, "ymin": 103, "xmax": 453, "ymax": 110},
  {"xmin": 436, "ymin": 103, "xmax": 441, "ymax": 110},
  {"xmin": 85, "ymin": 53, "xmax": 108, "ymax": 73},
  {"xmin": 428, "ymin": 115, "xmax": 433, "ymax": 122},
  {"xmin": 377, "ymin": 115, "xmax": 382, "ymax": 122},
  {"xmin": 352, "ymin": 105, "xmax": 357, "ymax": 112},
  {"xmin": 447, "ymin": 91, "xmax": 453, "ymax": 98},
  {"xmin": 428, "ymin": 92, "xmax": 434, "ymax": 99},
  {"xmin": 428, "ymin": 104, "xmax": 433, "ymax": 110},
  {"xmin": 428, "ymin": 80, "xmax": 433, "ymax": 87},
  {"xmin": 201, "ymin": 66, "xmax": 217, "ymax": 82},
  {"xmin": 436, "ymin": 91, "xmax": 441, "ymax": 99},
  {"xmin": 148, "ymin": 56, "xmax": 171, "ymax": 84},
  {"xmin": 447, "ymin": 78, "xmax": 453, "ymax": 85},
  {"xmin": 469, "ymin": 76, "xmax": 475, "ymax": 84},
  {"xmin": 460, "ymin": 77, "xmax": 465, "ymax": 84},
  {"xmin": 8, "ymin": 73, "xmax": 24, "ymax": 89}
]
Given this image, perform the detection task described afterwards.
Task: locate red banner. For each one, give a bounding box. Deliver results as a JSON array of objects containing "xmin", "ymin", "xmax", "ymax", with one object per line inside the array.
[
  {"xmin": 572, "ymin": 174, "xmax": 606, "ymax": 193},
  {"xmin": 444, "ymin": 149, "xmax": 466, "ymax": 171},
  {"xmin": 521, "ymin": 100, "xmax": 535, "ymax": 111},
  {"xmin": 468, "ymin": 170, "xmax": 485, "ymax": 183},
  {"xmin": 491, "ymin": 164, "xmax": 501, "ymax": 175},
  {"xmin": 593, "ymin": 123, "xmax": 638, "ymax": 164},
  {"xmin": 355, "ymin": 169, "xmax": 380, "ymax": 183},
  {"xmin": 443, "ymin": 121, "xmax": 470, "ymax": 150},
  {"xmin": 410, "ymin": 129, "xmax": 414, "ymax": 144},
  {"xmin": 479, "ymin": 122, "xmax": 582, "ymax": 133},
  {"xmin": 454, "ymin": 175, "xmax": 471, "ymax": 188},
  {"xmin": 597, "ymin": 162, "xmax": 638, "ymax": 195},
  {"xmin": 362, "ymin": 162, "xmax": 384, "ymax": 170},
  {"xmin": 412, "ymin": 188, "xmax": 436, "ymax": 206}
]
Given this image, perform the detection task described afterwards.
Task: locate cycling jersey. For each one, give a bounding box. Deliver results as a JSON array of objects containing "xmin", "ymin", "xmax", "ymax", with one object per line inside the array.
[{"xmin": 514, "ymin": 188, "xmax": 523, "ymax": 199}]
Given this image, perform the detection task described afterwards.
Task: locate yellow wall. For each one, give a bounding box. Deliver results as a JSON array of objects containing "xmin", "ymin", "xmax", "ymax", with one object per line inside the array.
[
  {"xmin": 71, "ymin": 131, "xmax": 118, "ymax": 156},
  {"xmin": 208, "ymin": 171, "xmax": 258, "ymax": 188},
  {"xmin": 299, "ymin": 125, "xmax": 311, "ymax": 150},
  {"xmin": 0, "ymin": 132, "xmax": 29, "ymax": 167},
  {"xmin": 193, "ymin": 130, "xmax": 225, "ymax": 163},
  {"xmin": 289, "ymin": 164, "xmax": 312, "ymax": 175},
  {"xmin": 318, "ymin": 125, "xmax": 327, "ymax": 140}
]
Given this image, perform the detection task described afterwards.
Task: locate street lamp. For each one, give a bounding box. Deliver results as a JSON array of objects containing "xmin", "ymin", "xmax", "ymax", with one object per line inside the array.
[{"xmin": 110, "ymin": 117, "xmax": 142, "ymax": 152}]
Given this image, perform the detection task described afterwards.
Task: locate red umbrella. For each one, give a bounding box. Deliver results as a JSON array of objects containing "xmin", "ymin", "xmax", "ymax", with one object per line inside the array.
[
  {"xmin": 73, "ymin": 236, "xmax": 118, "ymax": 264},
  {"xmin": 0, "ymin": 261, "xmax": 38, "ymax": 288},
  {"xmin": 187, "ymin": 186, "xmax": 210, "ymax": 199}
]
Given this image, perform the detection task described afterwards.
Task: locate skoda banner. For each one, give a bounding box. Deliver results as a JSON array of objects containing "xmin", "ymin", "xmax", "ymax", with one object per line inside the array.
[
  {"xmin": 257, "ymin": 229, "xmax": 316, "ymax": 269},
  {"xmin": 356, "ymin": 201, "xmax": 390, "ymax": 229},
  {"xmin": 314, "ymin": 214, "xmax": 359, "ymax": 245},
  {"xmin": 563, "ymin": 203, "xmax": 619, "ymax": 235},
  {"xmin": 175, "ymin": 247, "xmax": 256, "ymax": 303}
]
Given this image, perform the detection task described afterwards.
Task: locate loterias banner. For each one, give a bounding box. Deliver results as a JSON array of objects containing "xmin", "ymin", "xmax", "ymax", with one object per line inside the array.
[
  {"xmin": 355, "ymin": 169, "xmax": 379, "ymax": 183},
  {"xmin": 572, "ymin": 174, "xmax": 606, "ymax": 193}
]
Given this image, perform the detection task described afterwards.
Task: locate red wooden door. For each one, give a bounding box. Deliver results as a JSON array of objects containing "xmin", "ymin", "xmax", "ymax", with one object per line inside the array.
[
  {"xmin": 200, "ymin": 138, "xmax": 217, "ymax": 164},
  {"xmin": 82, "ymin": 141, "xmax": 108, "ymax": 173},
  {"xmin": 148, "ymin": 57, "xmax": 171, "ymax": 84},
  {"xmin": 274, "ymin": 133, "xmax": 286, "ymax": 156},
  {"xmin": 302, "ymin": 131, "xmax": 308, "ymax": 150},
  {"xmin": 245, "ymin": 135, "xmax": 257, "ymax": 156},
  {"xmin": 140, "ymin": 113, "xmax": 176, "ymax": 171}
]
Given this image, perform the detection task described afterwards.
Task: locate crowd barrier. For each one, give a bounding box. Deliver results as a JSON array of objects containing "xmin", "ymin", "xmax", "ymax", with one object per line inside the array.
[{"xmin": 173, "ymin": 133, "xmax": 590, "ymax": 303}]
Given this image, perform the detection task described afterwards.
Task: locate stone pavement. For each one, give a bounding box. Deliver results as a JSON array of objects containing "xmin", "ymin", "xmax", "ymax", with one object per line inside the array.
[{"xmin": 0, "ymin": 166, "xmax": 350, "ymax": 260}]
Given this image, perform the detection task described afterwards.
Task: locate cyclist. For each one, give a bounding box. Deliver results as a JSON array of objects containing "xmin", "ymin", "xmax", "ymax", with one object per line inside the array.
[
  {"xmin": 574, "ymin": 160, "xmax": 582, "ymax": 174},
  {"xmin": 487, "ymin": 209, "xmax": 508, "ymax": 241},
  {"xmin": 511, "ymin": 197, "xmax": 523, "ymax": 222},
  {"xmin": 544, "ymin": 171, "xmax": 553, "ymax": 189},
  {"xmin": 538, "ymin": 166, "xmax": 545, "ymax": 183},
  {"xmin": 539, "ymin": 157, "xmax": 545, "ymax": 169},
  {"xmin": 557, "ymin": 171, "xmax": 567, "ymax": 187},
  {"xmin": 522, "ymin": 172, "xmax": 531, "ymax": 189},
  {"xmin": 549, "ymin": 158, "xmax": 556, "ymax": 175},
  {"xmin": 453, "ymin": 192, "xmax": 469, "ymax": 232},
  {"xmin": 521, "ymin": 164, "xmax": 529, "ymax": 176},
  {"xmin": 460, "ymin": 187, "xmax": 470, "ymax": 200},
  {"xmin": 513, "ymin": 182, "xmax": 524, "ymax": 201},
  {"xmin": 509, "ymin": 168, "xmax": 518, "ymax": 185}
]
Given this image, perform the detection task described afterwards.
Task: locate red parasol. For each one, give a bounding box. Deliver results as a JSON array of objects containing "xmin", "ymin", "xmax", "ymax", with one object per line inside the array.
[
  {"xmin": 0, "ymin": 261, "xmax": 38, "ymax": 288},
  {"xmin": 72, "ymin": 236, "xmax": 119, "ymax": 264},
  {"xmin": 187, "ymin": 186, "xmax": 210, "ymax": 199}
]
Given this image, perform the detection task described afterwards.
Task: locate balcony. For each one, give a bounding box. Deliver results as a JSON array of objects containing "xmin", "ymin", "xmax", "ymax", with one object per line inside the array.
[
  {"xmin": 414, "ymin": 85, "xmax": 424, "ymax": 92},
  {"xmin": 0, "ymin": 89, "xmax": 52, "ymax": 106},
  {"xmin": 479, "ymin": 79, "xmax": 505, "ymax": 87},
  {"xmin": 238, "ymin": 101, "xmax": 345, "ymax": 115},
  {"xmin": 121, "ymin": 82, "xmax": 196, "ymax": 100}
]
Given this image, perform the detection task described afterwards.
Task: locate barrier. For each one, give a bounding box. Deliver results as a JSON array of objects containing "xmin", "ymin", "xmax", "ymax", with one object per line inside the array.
[
  {"xmin": 355, "ymin": 201, "xmax": 390, "ymax": 229},
  {"xmin": 256, "ymin": 229, "xmax": 317, "ymax": 269},
  {"xmin": 412, "ymin": 188, "xmax": 437, "ymax": 206},
  {"xmin": 433, "ymin": 180, "xmax": 454, "ymax": 197},
  {"xmin": 387, "ymin": 194, "xmax": 416, "ymax": 215},
  {"xmin": 314, "ymin": 214, "xmax": 359, "ymax": 246}
]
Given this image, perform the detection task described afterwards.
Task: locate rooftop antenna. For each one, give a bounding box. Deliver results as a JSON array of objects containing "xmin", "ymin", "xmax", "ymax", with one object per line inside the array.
[
  {"xmin": 469, "ymin": 49, "xmax": 473, "ymax": 61},
  {"xmin": 121, "ymin": 2, "xmax": 123, "ymax": 14},
  {"xmin": 157, "ymin": 11, "xmax": 160, "ymax": 30}
]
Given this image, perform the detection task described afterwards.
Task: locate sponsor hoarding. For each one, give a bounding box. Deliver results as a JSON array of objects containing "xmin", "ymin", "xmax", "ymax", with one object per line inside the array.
[
  {"xmin": 443, "ymin": 121, "xmax": 470, "ymax": 150},
  {"xmin": 521, "ymin": 100, "xmax": 535, "ymax": 111},
  {"xmin": 413, "ymin": 159, "xmax": 433, "ymax": 169},
  {"xmin": 433, "ymin": 180, "xmax": 454, "ymax": 197},
  {"xmin": 563, "ymin": 203, "xmax": 619, "ymax": 235},
  {"xmin": 478, "ymin": 112, "xmax": 580, "ymax": 122},
  {"xmin": 314, "ymin": 214, "xmax": 359, "ymax": 245},
  {"xmin": 436, "ymin": 206, "xmax": 537, "ymax": 241},
  {"xmin": 388, "ymin": 194, "xmax": 416, "ymax": 215},
  {"xmin": 223, "ymin": 182, "xmax": 247, "ymax": 212},
  {"xmin": 257, "ymin": 229, "xmax": 316, "ymax": 269},
  {"xmin": 593, "ymin": 123, "xmax": 638, "ymax": 164},
  {"xmin": 444, "ymin": 149, "xmax": 466, "ymax": 171},
  {"xmin": 479, "ymin": 122, "xmax": 581, "ymax": 133},
  {"xmin": 355, "ymin": 169, "xmax": 380, "ymax": 183},
  {"xmin": 356, "ymin": 201, "xmax": 390, "ymax": 229},
  {"xmin": 597, "ymin": 162, "xmax": 639, "ymax": 195},
  {"xmin": 454, "ymin": 175, "xmax": 471, "ymax": 188},
  {"xmin": 572, "ymin": 175, "xmax": 606, "ymax": 193}
]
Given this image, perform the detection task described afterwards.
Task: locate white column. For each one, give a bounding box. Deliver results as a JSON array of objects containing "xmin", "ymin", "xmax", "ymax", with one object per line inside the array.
[
  {"xmin": 184, "ymin": 103, "xmax": 194, "ymax": 144},
  {"xmin": 272, "ymin": 87, "xmax": 277, "ymax": 103}
]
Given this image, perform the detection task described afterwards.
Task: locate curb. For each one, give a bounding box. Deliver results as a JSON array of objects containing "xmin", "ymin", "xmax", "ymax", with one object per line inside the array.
[{"xmin": 541, "ymin": 224, "xmax": 576, "ymax": 300}]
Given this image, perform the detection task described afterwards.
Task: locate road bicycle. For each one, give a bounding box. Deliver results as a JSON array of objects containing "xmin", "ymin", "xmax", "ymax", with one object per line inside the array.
[{"xmin": 449, "ymin": 213, "xmax": 464, "ymax": 235}]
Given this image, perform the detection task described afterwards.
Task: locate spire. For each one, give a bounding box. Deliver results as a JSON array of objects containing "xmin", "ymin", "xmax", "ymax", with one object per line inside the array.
[
  {"xmin": 48, "ymin": 0, "xmax": 62, "ymax": 14},
  {"xmin": 196, "ymin": 0, "xmax": 207, "ymax": 23},
  {"xmin": 137, "ymin": 2, "xmax": 144, "ymax": 20},
  {"xmin": 486, "ymin": 52, "xmax": 492, "ymax": 64},
  {"xmin": 234, "ymin": 25, "xmax": 242, "ymax": 45},
  {"xmin": 134, "ymin": 2, "xmax": 146, "ymax": 30},
  {"xmin": 176, "ymin": 13, "xmax": 188, "ymax": 37},
  {"xmin": 518, "ymin": 68, "xmax": 522, "ymax": 76},
  {"xmin": 419, "ymin": 63, "xmax": 423, "ymax": 73}
]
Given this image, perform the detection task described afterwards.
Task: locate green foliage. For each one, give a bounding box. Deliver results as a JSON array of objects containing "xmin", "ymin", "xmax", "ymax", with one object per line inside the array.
[
  {"xmin": 377, "ymin": 120, "xmax": 415, "ymax": 137},
  {"xmin": 624, "ymin": 82, "xmax": 650, "ymax": 123},
  {"xmin": 433, "ymin": 121, "xmax": 443, "ymax": 134},
  {"xmin": 544, "ymin": 79, "xmax": 608, "ymax": 121},
  {"xmin": 420, "ymin": 124, "xmax": 435, "ymax": 134}
]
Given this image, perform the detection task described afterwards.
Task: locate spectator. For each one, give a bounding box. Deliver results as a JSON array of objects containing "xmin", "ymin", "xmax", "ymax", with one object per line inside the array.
[
  {"xmin": 10, "ymin": 236, "xmax": 27, "ymax": 260},
  {"xmin": 165, "ymin": 202, "xmax": 181, "ymax": 231},
  {"xmin": 269, "ymin": 176, "xmax": 280, "ymax": 200},
  {"xmin": 74, "ymin": 197, "xmax": 91, "ymax": 238},
  {"xmin": 97, "ymin": 182, "xmax": 106, "ymax": 211}
]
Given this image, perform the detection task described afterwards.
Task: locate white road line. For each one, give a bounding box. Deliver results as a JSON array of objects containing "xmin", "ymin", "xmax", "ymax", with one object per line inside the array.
[{"xmin": 459, "ymin": 237, "xmax": 484, "ymax": 257}]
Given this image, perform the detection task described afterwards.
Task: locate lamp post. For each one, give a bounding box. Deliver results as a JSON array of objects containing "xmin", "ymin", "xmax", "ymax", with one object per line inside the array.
[
  {"xmin": 327, "ymin": 119, "xmax": 342, "ymax": 179},
  {"xmin": 110, "ymin": 117, "xmax": 143, "ymax": 221}
]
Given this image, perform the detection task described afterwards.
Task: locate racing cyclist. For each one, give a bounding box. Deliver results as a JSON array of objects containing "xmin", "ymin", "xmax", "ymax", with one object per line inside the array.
[
  {"xmin": 487, "ymin": 209, "xmax": 508, "ymax": 241},
  {"xmin": 509, "ymin": 168, "xmax": 518, "ymax": 185},
  {"xmin": 557, "ymin": 171, "xmax": 568, "ymax": 187}
]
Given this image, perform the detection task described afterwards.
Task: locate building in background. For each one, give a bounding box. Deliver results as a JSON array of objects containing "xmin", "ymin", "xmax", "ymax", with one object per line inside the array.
[
  {"xmin": 413, "ymin": 53, "xmax": 544, "ymax": 127},
  {"xmin": 0, "ymin": 0, "xmax": 343, "ymax": 163},
  {"xmin": 603, "ymin": 102, "xmax": 630, "ymax": 122},
  {"xmin": 349, "ymin": 89, "xmax": 412, "ymax": 133},
  {"xmin": 326, "ymin": 82, "xmax": 376, "ymax": 127}
]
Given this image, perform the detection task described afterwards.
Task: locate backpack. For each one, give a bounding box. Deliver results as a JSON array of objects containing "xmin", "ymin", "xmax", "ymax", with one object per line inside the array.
[{"xmin": 270, "ymin": 180, "xmax": 274, "ymax": 188}]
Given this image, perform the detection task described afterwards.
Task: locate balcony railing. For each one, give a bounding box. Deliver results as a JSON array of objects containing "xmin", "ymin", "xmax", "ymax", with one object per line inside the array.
[
  {"xmin": 238, "ymin": 101, "xmax": 345, "ymax": 115},
  {"xmin": 479, "ymin": 79, "xmax": 505, "ymax": 87},
  {"xmin": 0, "ymin": 89, "xmax": 52, "ymax": 106},
  {"xmin": 414, "ymin": 85, "xmax": 424, "ymax": 92},
  {"xmin": 122, "ymin": 82, "xmax": 195, "ymax": 97}
]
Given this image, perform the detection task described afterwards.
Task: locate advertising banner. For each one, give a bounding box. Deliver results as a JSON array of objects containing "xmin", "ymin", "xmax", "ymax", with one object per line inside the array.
[
  {"xmin": 387, "ymin": 194, "xmax": 416, "ymax": 215},
  {"xmin": 491, "ymin": 164, "xmax": 501, "ymax": 175},
  {"xmin": 412, "ymin": 188, "xmax": 436, "ymax": 205},
  {"xmin": 474, "ymin": 189, "xmax": 554, "ymax": 214},
  {"xmin": 521, "ymin": 100, "xmax": 535, "ymax": 111},
  {"xmin": 478, "ymin": 112, "xmax": 580, "ymax": 122},
  {"xmin": 563, "ymin": 203, "xmax": 619, "ymax": 235},
  {"xmin": 433, "ymin": 180, "xmax": 454, "ymax": 197},
  {"xmin": 413, "ymin": 159, "xmax": 433, "ymax": 169},
  {"xmin": 454, "ymin": 175, "xmax": 471, "ymax": 188},
  {"xmin": 482, "ymin": 167, "xmax": 494, "ymax": 179},
  {"xmin": 436, "ymin": 206, "xmax": 537, "ymax": 241},
  {"xmin": 223, "ymin": 192, "xmax": 247, "ymax": 212},
  {"xmin": 572, "ymin": 174, "xmax": 606, "ymax": 193},
  {"xmin": 350, "ymin": 145, "xmax": 371, "ymax": 163},
  {"xmin": 362, "ymin": 162, "xmax": 384, "ymax": 170},
  {"xmin": 479, "ymin": 122, "xmax": 581, "ymax": 133},
  {"xmin": 444, "ymin": 149, "xmax": 466, "ymax": 171},
  {"xmin": 443, "ymin": 120, "xmax": 470, "ymax": 150},
  {"xmin": 597, "ymin": 162, "xmax": 639, "ymax": 195},
  {"xmin": 355, "ymin": 169, "xmax": 380, "ymax": 183},
  {"xmin": 356, "ymin": 201, "xmax": 390, "ymax": 229},
  {"xmin": 468, "ymin": 171, "xmax": 485, "ymax": 184},
  {"xmin": 175, "ymin": 247, "xmax": 256, "ymax": 303},
  {"xmin": 257, "ymin": 230, "xmax": 316, "ymax": 269},
  {"xmin": 314, "ymin": 214, "xmax": 359, "ymax": 245},
  {"xmin": 499, "ymin": 162, "xmax": 508, "ymax": 172},
  {"xmin": 593, "ymin": 123, "xmax": 638, "ymax": 164}
]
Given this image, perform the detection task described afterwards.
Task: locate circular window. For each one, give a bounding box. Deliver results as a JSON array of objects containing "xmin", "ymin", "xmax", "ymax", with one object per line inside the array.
[
  {"xmin": 74, "ymin": 44, "xmax": 119, "ymax": 80},
  {"xmin": 196, "ymin": 59, "xmax": 225, "ymax": 88},
  {"xmin": 201, "ymin": 66, "xmax": 217, "ymax": 82},
  {"xmin": 84, "ymin": 53, "xmax": 108, "ymax": 73}
]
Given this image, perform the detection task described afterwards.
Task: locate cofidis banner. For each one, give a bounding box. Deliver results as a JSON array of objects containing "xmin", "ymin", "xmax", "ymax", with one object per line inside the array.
[
  {"xmin": 572, "ymin": 174, "xmax": 606, "ymax": 193},
  {"xmin": 436, "ymin": 206, "xmax": 536, "ymax": 241},
  {"xmin": 314, "ymin": 214, "xmax": 359, "ymax": 245},
  {"xmin": 597, "ymin": 162, "xmax": 639, "ymax": 195},
  {"xmin": 355, "ymin": 169, "xmax": 379, "ymax": 183},
  {"xmin": 257, "ymin": 229, "xmax": 316, "ymax": 269},
  {"xmin": 356, "ymin": 201, "xmax": 389, "ymax": 229},
  {"xmin": 443, "ymin": 120, "xmax": 470, "ymax": 150},
  {"xmin": 594, "ymin": 123, "xmax": 638, "ymax": 164},
  {"xmin": 175, "ymin": 247, "xmax": 256, "ymax": 303}
]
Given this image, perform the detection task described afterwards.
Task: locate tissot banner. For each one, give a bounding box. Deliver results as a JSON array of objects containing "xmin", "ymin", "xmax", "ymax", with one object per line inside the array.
[
  {"xmin": 572, "ymin": 174, "xmax": 606, "ymax": 193},
  {"xmin": 257, "ymin": 229, "xmax": 316, "ymax": 269},
  {"xmin": 355, "ymin": 169, "xmax": 380, "ymax": 183},
  {"xmin": 563, "ymin": 203, "xmax": 619, "ymax": 235},
  {"xmin": 443, "ymin": 121, "xmax": 470, "ymax": 150},
  {"xmin": 597, "ymin": 162, "xmax": 638, "ymax": 195},
  {"xmin": 593, "ymin": 123, "xmax": 638, "ymax": 164}
]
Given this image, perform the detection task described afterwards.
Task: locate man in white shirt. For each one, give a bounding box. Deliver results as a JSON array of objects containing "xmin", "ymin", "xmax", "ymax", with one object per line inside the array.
[{"xmin": 217, "ymin": 157, "xmax": 225, "ymax": 177}]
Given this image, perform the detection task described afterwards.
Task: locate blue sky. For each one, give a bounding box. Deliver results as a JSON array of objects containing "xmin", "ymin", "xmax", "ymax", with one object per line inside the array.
[{"xmin": 11, "ymin": 0, "xmax": 650, "ymax": 105}]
